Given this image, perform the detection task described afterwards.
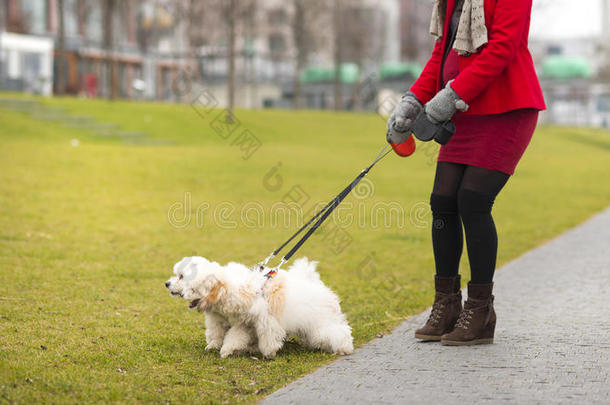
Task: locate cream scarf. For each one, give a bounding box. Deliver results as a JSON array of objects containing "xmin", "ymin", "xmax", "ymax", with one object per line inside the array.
[{"xmin": 430, "ymin": 0, "xmax": 488, "ymax": 55}]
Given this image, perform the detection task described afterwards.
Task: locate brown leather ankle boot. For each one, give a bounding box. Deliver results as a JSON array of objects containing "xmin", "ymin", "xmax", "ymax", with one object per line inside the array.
[
  {"xmin": 441, "ymin": 282, "xmax": 496, "ymax": 346},
  {"xmin": 414, "ymin": 275, "xmax": 462, "ymax": 341}
]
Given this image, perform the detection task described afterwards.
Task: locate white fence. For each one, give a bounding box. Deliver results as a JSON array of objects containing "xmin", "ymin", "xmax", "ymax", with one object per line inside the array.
[{"xmin": 541, "ymin": 81, "xmax": 610, "ymax": 128}]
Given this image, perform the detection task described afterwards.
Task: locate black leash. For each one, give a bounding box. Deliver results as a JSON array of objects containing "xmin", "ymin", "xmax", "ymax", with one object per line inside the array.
[{"xmin": 258, "ymin": 144, "xmax": 393, "ymax": 270}]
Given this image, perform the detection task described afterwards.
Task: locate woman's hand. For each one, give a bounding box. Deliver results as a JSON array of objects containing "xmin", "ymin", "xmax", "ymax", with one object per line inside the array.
[
  {"xmin": 425, "ymin": 82, "xmax": 469, "ymax": 124},
  {"xmin": 387, "ymin": 92, "xmax": 423, "ymax": 144}
]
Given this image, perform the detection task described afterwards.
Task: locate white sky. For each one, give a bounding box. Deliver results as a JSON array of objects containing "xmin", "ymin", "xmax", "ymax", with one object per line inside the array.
[{"xmin": 530, "ymin": 0, "xmax": 603, "ymax": 39}]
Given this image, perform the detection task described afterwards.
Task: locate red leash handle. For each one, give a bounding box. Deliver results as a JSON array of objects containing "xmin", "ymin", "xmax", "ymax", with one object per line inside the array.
[{"xmin": 390, "ymin": 133, "xmax": 416, "ymax": 157}]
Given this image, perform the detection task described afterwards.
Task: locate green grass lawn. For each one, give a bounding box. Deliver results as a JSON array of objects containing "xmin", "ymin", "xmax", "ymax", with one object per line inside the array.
[{"xmin": 1, "ymin": 93, "xmax": 609, "ymax": 403}]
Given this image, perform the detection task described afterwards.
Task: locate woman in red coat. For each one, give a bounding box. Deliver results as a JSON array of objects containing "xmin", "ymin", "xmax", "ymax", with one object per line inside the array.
[{"xmin": 387, "ymin": 0, "xmax": 545, "ymax": 345}]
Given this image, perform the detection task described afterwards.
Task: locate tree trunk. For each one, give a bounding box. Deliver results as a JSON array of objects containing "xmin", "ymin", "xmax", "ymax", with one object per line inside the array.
[
  {"xmin": 186, "ymin": 0, "xmax": 203, "ymax": 86},
  {"xmin": 601, "ymin": 0, "xmax": 610, "ymax": 79},
  {"xmin": 293, "ymin": 74, "xmax": 302, "ymax": 109},
  {"xmin": 0, "ymin": 0, "xmax": 4, "ymax": 82},
  {"xmin": 110, "ymin": 1, "xmax": 119, "ymax": 100},
  {"xmin": 292, "ymin": 0, "xmax": 305, "ymax": 109},
  {"xmin": 333, "ymin": 49, "xmax": 342, "ymax": 111},
  {"xmin": 56, "ymin": 0, "xmax": 66, "ymax": 94},
  {"xmin": 151, "ymin": 0, "xmax": 159, "ymax": 100},
  {"xmin": 226, "ymin": 0, "xmax": 236, "ymax": 122},
  {"xmin": 103, "ymin": 0, "xmax": 118, "ymax": 100},
  {"xmin": 111, "ymin": 61, "xmax": 119, "ymax": 100},
  {"xmin": 333, "ymin": 0, "xmax": 342, "ymax": 111},
  {"xmin": 76, "ymin": 0, "xmax": 87, "ymax": 37},
  {"xmin": 352, "ymin": 79, "xmax": 361, "ymax": 111}
]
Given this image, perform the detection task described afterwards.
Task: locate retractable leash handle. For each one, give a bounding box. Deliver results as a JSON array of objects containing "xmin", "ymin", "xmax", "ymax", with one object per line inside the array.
[
  {"xmin": 410, "ymin": 110, "xmax": 456, "ymax": 145},
  {"xmin": 389, "ymin": 111, "xmax": 456, "ymax": 153},
  {"xmin": 389, "ymin": 134, "xmax": 416, "ymax": 157}
]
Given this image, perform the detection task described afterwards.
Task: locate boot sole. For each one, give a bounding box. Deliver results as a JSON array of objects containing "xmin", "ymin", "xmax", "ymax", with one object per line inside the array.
[
  {"xmin": 414, "ymin": 333, "xmax": 442, "ymax": 341},
  {"xmin": 441, "ymin": 338, "xmax": 493, "ymax": 346}
]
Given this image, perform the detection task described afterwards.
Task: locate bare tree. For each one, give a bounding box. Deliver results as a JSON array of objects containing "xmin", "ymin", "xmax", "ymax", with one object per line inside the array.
[
  {"xmin": 331, "ymin": 0, "xmax": 372, "ymax": 110},
  {"xmin": 182, "ymin": 0, "xmax": 221, "ymax": 83},
  {"xmin": 194, "ymin": 0, "xmax": 257, "ymax": 120},
  {"xmin": 342, "ymin": 3, "xmax": 378, "ymax": 110},
  {"xmin": 5, "ymin": 0, "xmax": 29, "ymax": 33},
  {"xmin": 226, "ymin": 0, "xmax": 237, "ymax": 121},
  {"xmin": 183, "ymin": 0, "xmax": 205, "ymax": 82},
  {"xmin": 292, "ymin": 0, "xmax": 329, "ymax": 109},
  {"xmin": 0, "ymin": 0, "xmax": 5, "ymax": 82},
  {"xmin": 401, "ymin": 0, "xmax": 426, "ymax": 63},
  {"xmin": 332, "ymin": 0, "xmax": 343, "ymax": 110},
  {"xmin": 56, "ymin": 0, "xmax": 67, "ymax": 94},
  {"xmin": 292, "ymin": 0, "xmax": 307, "ymax": 109},
  {"xmin": 224, "ymin": 0, "xmax": 258, "ymax": 120},
  {"xmin": 103, "ymin": 0, "xmax": 118, "ymax": 100},
  {"xmin": 76, "ymin": 0, "xmax": 92, "ymax": 39},
  {"xmin": 600, "ymin": 0, "xmax": 610, "ymax": 80}
]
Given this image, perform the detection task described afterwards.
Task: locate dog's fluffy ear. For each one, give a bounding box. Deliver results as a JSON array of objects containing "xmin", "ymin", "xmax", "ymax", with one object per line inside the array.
[{"xmin": 197, "ymin": 274, "xmax": 226, "ymax": 311}]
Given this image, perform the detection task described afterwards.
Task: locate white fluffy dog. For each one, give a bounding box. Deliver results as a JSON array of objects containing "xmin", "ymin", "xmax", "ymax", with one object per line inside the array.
[{"xmin": 165, "ymin": 256, "xmax": 354, "ymax": 358}]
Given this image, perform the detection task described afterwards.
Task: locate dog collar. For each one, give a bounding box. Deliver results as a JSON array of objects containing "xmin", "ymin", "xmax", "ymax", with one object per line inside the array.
[{"xmin": 255, "ymin": 266, "xmax": 277, "ymax": 296}]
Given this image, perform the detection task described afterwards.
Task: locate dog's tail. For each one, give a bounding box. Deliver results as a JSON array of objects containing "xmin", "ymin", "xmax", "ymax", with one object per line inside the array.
[{"xmin": 287, "ymin": 257, "xmax": 321, "ymax": 282}]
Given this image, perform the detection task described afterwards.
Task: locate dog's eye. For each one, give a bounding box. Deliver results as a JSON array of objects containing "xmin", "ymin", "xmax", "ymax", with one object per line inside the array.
[{"xmin": 179, "ymin": 275, "xmax": 183, "ymax": 280}]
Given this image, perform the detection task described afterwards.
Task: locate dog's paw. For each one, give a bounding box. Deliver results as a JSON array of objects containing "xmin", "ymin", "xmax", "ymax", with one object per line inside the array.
[
  {"xmin": 219, "ymin": 347, "xmax": 236, "ymax": 358},
  {"xmin": 259, "ymin": 342, "xmax": 281, "ymax": 359},
  {"xmin": 261, "ymin": 350, "xmax": 277, "ymax": 359},
  {"xmin": 205, "ymin": 342, "xmax": 221, "ymax": 351},
  {"xmin": 258, "ymin": 338, "xmax": 282, "ymax": 359},
  {"xmin": 335, "ymin": 346, "xmax": 354, "ymax": 355},
  {"xmin": 245, "ymin": 344, "xmax": 260, "ymax": 354}
]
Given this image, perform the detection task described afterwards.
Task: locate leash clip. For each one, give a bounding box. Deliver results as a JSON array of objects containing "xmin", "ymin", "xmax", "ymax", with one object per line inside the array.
[
  {"xmin": 261, "ymin": 252, "xmax": 275, "ymax": 266},
  {"xmin": 254, "ymin": 252, "xmax": 275, "ymax": 272},
  {"xmin": 274, "ymin": 258, "xmax": 286, "ymax": 270}
]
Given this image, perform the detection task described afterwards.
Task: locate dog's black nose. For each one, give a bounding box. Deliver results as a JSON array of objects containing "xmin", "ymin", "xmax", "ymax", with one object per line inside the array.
[{"xmin": 165, "ymin": 281, "xmax": 170, "ymax": 288}]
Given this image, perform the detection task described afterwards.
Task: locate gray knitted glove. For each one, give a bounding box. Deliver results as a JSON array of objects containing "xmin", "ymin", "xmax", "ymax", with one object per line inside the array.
[
  {"xmin": 425, "ymin": 82, "xmax": 469, "ymax": 124},
  {"xmin": 386, "ymin": 92, "xmax": 423, "ymax": 144}
]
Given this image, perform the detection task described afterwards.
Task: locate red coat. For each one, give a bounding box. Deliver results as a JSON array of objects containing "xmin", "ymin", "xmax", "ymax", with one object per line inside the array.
[{"xmin": 410, "ymin": 0, "xmax": 546, "ymax": 115}]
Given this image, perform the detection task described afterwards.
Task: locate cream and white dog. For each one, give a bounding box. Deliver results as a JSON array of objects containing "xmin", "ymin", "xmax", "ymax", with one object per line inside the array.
[{"xmin": 165, "ymin": 256, "xmax": 354, "ymax": 358}]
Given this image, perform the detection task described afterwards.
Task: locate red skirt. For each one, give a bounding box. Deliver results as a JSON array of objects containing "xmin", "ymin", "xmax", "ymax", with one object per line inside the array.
[
  {"xmin": 438, "ymin": 109, "xmax": 539, "ymax": 175},
  {"xmin": 439, "ymin": 50, "xmax": 539, "ymax": 175}
]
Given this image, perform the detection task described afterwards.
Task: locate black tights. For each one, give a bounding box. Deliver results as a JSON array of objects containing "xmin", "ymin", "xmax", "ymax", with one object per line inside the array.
[{"xmin": 430, "ymin": 162, "xmax": 509, "ymax": 284}]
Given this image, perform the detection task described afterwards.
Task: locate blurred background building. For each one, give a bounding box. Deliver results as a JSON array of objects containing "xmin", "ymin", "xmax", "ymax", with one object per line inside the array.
[
  {"xmin": 0, "ymin": 0, "xmax": 609, "ymax": 127},
  {"xmin": 0, "ymin": 0, "xmax": 191, "ymax": 99}
]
